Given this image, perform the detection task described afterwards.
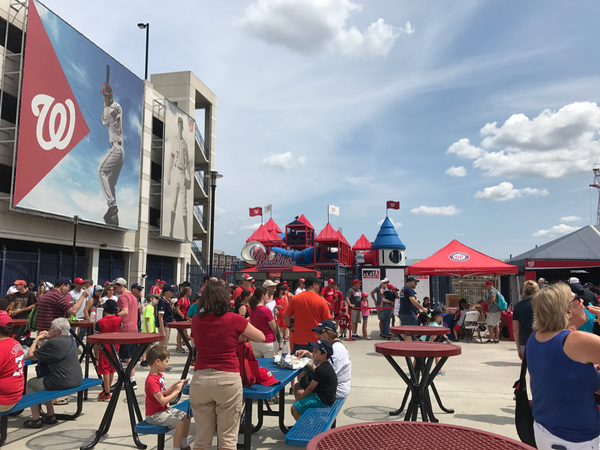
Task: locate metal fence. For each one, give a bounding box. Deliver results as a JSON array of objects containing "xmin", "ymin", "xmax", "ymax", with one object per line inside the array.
[
  {"xmin": 0, "ymin": 247, "xmax": 85, "ymax": 294},
  {"xmin": 145, "ymin": 261, "xmax": 175, "ymax": 292}
]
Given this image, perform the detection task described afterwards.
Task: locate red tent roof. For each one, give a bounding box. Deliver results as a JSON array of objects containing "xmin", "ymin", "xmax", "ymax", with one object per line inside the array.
[
  {"xmin": 406, "ymin": 239, "xmax": 518, "ymax": 276},
  {"xmin": 337, "ymin": 230, "xmax": 351, "ymax": 247},
  {"xmin": 297, "ymin": 214, "xmax": 314, "ymax": 230},
  {"xmin": 269, "ymin": 229, "xmax": 284, "ymax": 245},
  {"xmin": 352, "ymin": 234, "xmax": 371, "ymax": 250},
  {"xmin": 316, "ymin": 223, "xmax": 340, "ymax": 242},
  {"xmin": 246, "ymin": 225, "xmax": 273, "ymax": 244},
  {"xmin": 264, "ymin": 218, "xmax": 282, "ymax": 234}
]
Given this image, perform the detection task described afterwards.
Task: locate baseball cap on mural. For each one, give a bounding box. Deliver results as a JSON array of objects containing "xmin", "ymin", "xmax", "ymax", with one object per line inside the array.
[
  {"xmin": 256, "ymin": 367, "xmax": 280, "ymax": 386},
  {"xmin": 569, "ymin": 277, "xmax": 580, "ymax": 284},
  {"xmin": 406, "ymin": 277, "xmax": 419, "ymax": 283},
  {"xmin": 112, "ymin": 277, "xmax": 127, "ymax": 286},
  {"xmin": 0, "ymin": 310, "xmax": 13, "ymax": 327},
  {"xmin": 74, "ymin": 277, "xmax": 85, "ymax": 284},
  {"xmin": 242, "ymin": 274, "xmax": 254, "ymax": 282},
  {"xmin": 131, "ymin": 283, "xmax": 144, "ymax": 291},
  {"xmin": 328, "ymin": 278, "xmax": 335, "ymax": 284}
]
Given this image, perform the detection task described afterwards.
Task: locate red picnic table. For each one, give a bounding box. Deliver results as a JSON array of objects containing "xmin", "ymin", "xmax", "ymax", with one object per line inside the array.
[
  {"xmin": 11, "ymin": 318, "xmax": 28, "ymax": 340},
  {"xmin": 81, "ymin": 332, "xmax": 162, "ymax": 450},
  {"xmin": 71, "ymin": 320, "xmax": 99, "ymax": 399},
  {"xmin": 307, "ymin": 421, "xmax": 535, "ymax": 450},
  {"xmin": 375, "ymin": 341, "xmax": 461, "ymax": 422},
  {"xmin": 387, "ymin": 325, "xmax": 452, "ymax": 417},
  {"xmin": 167, "ymin": 321, "xmax": 193, "ymax": 404}
]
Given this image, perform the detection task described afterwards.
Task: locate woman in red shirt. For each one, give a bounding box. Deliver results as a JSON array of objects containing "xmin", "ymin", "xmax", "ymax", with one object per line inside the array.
[
  {"xmin": 175, "ymin": 287, "xmax": 192, "ymax": 353},
  {"xmin": 189, "ymin": 282, "xmax": 264, "ymax": 450},
  {"xmin": 248, "ymin": 287, "xmax": 278, "ymax": 358}
]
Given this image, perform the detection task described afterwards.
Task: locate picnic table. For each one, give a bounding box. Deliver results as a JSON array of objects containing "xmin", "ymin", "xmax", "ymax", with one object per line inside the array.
[
  {"xmin": 306, "ymin": 421, "xmax": 535, "ymax": 449},
  {"xmin": 81, "ymin": 332, "xmax": 162, "ymax": 450},
  {"xmin": 375, "ymin": 341, "xmax": 461, "ymax": 422},
  {"xmin": 388, "ymin": 325, "xmax": 452, "ymax": 417},
  {"xmin": 70, "ymin": 320, "xmax": 99, "ymax": 399},
  {"xmin": 167, "ymin": 321, "xmax": 193, "ymax": 405},
  {"xmin": 11, "ymin": 318, "xmax": 28, "ymax": 340}
]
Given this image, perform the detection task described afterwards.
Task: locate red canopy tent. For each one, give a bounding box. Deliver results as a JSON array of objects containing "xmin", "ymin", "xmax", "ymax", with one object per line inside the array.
[{"xmin": 406, "ymin": 239, "xmax": 518, "ymax": 276}]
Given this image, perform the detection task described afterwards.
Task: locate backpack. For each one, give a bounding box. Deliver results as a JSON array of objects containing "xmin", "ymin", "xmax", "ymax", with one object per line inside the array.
[
  {"xmin": 26, "ymin": 305, "xmax": 38, "ymax": 332},
  {"xmin": 237, "ymin": 341, "xmax": 260, "ymax": 387},
  {"xmin": 494, "ymin": 289, "xmax": 508, "ymax": 311}
]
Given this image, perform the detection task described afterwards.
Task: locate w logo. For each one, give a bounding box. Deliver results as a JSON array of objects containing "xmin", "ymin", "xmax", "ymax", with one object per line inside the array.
[{"xmin": 32, "ymin": 94, "xmax": 76, "ymax": 150}]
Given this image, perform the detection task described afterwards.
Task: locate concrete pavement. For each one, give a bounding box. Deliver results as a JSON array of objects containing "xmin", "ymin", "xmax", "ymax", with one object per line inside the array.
[{"xmin": 3, "ymin": 321, "xmax": 523, "ymax": 449}]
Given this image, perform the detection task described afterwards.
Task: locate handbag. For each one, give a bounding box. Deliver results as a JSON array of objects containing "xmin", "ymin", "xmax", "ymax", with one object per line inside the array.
[
  {"xmin": 35, "ymin": 338, "xmax": 75, "ymax": 379},
  {"xmin": 513, "ymin": 347, "xmax": 536, "ymax": 447}
]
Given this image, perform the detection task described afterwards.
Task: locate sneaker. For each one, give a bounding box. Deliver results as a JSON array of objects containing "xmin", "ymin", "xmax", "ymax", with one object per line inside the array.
[
  {"xmin": 351, "ymin": 334, "xmax": 359, "ymax": 339},
  {"xmin": 438, "ymin": 370, "xmax": 446, "ymax": 376},
  {"xmin": 140, "ymin": 360, "xmax": 149, "ymax": 367},
  {"xmin": 494, "ymin": 339, "xmax": 500, "ymax": 344},
  {"xmin": 175, "ymin": 348, "xmax": 182, "ymax": 353},
  {"xmin": 484, "ymin": 339, "xmax": 493, "ymax": 343},
  {"xmin": 131, "ymin": 381, "xmax": 138, "ymax": 390},
  {"xmin": 363, "ymin": 337, "xmax": 372, "ymax": 340},
  {"xmin": 98, "ymin": 391, "xmax": 111, "ymax": 402}
]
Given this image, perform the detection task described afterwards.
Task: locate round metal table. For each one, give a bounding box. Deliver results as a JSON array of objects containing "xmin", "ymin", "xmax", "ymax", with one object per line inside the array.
[
  {"xmin": 375, "ymin": 341, "xmax": 461, "ymax": 422},
  {"xmin": 307, "ymin": 421, "xmax": 535, "ymax": 450},
  {"xmin": 167, "ymin": 321, "xmax": 193, "ymax": 404},
  {"xmin": 82, "ymin": 332, "xmax": 162, "ymax": 450},
  {"xmin": 390, "ymin": 325, "xmax": 450, "ymax": 339}
]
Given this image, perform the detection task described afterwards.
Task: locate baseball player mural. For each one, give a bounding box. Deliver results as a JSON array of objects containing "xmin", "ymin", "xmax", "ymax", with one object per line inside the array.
[
  {"xmin": 161, "ymin": 102, "xmax": 195, "ymax": 241},
  {"xmin": 99, "ymin": 66, "xmax": 124, "ymax": 226},
  {"xmin": 13, "ymin": 0, "xmax": 143, "ymax": 229}
]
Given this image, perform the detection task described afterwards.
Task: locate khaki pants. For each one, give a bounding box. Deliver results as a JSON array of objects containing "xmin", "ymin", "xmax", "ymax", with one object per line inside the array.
[
  {"xmin": 158, "ymin": 327, "xmax": 171, "ymax": 349},
  {"xmin": 0, "ymin": 403, "xmax": 17, "ymax": 412},
  {"xmin": 190, "ymin": 368, "xmax": 243, "ymax": 450}
]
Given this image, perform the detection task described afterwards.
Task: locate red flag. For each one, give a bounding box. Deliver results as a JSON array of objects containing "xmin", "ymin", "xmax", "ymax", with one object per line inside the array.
[
  {"xmin": 249, "ymin": 207, "xmax": 262, "ymax": 217},
  {"xmin": 387, "ymin": 201, "xmax": 400, "ymax": 210}
]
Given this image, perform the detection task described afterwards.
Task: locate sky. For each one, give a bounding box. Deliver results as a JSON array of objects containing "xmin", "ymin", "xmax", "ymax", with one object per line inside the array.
[{"xmin": 41, "ymin": 0, "xmax": 600, "ymax": 261}]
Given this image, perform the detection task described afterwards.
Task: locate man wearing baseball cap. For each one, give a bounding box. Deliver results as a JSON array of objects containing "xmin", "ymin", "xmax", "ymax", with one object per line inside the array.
[
  {"xmin": 131, "ymin": 283, "xmax": 145, "ymax": 332},
  {"xmin": 291, "ymin": 339, "xmax": 338, "ymax": 420},
  {"xmin": 150, "ymin": 279, "xmax": 163, "ymax": 295},
  {"xmin": 11, "ymin": 280, "xmax": 36, "ymax": 321},
  {"xmin": 398, "ymin": 277, "xmax": 427, "ymax": 340},
  {"xmin": 294, "ymin": 278, "xmax": 306, "ymax": 295},
  {"xmin": 320, "ymin": 279, "xmax": 336, "ymax": 315},
  {"xmin": 284, "ymin": 276, "xmax": 331, "ymax": 354},
  {"xmin": 113, "ymin": 278, "xmax": 140, "ymax": 388},
  {"xmin": 36, "ymin": 278, "xmax": 87, "ymax": 333},
  {"xmin": 346, "ymin": 279, "xmax": 363, "ymax": 339},
  {"xmin": 484, "ymin": 281, "xmax": 501, "ymax": 343},
  {"xmin": 233, "ymin": 274, "xmax": 254, "ymax": 301}
]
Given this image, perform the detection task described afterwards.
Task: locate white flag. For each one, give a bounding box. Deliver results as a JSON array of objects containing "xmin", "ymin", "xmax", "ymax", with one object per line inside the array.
[
  {"xmin": 265, "ymin": 204, "xmax": 272, "ymax": 214},
  {"xmin": 328, "ymin": 205, "xmax": 340, "ymax": 216}
]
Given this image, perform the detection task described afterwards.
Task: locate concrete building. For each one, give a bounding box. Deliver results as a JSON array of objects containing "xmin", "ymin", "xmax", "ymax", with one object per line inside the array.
[{"xmin": 0, "ymin": 0, "xmax": 215, "ymax": 291}]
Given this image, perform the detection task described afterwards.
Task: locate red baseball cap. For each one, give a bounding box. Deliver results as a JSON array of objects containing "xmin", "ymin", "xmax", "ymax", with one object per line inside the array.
[
  {"xmin": 242, "ymin": 274, "xmax": 254, "ymax": 282},
  {"xmin": 256, "ymin": 367, "xmax": 280, "ymax": 386},
  {"xmin": 13, "ymin": 280, "xmax": 26, "ymax": 286},
  {"xmin": 74, "ymin": 277, "xmax": 85, "ymax": 284},
  {"xmin": 160, "ymin": 280, "xmax": 166, "ymax": 284},
  {"xmin": 352, "ymin": 279, "xmax": 361, "ymax": 284},
  {"xmin": 485, "ymin": 281, "xmax": 494, "ymax": 286},
  {"xmin": 299, "ymin": 278, "xmax": 305, "ymax": 283},
  {"xmin": 156, "ymin": 279, "xmax": 161, "ymax": 283},
  {"xmin": 104, "ymin": 281, "xmax": 110, "ymax": 285},
  {"xmin": 328, "ymin": 278, "xmax": 335, "ymax": 284},
  {"xmin": 0, "ymin": 310, "xmax": 13, "ymax": 327}
]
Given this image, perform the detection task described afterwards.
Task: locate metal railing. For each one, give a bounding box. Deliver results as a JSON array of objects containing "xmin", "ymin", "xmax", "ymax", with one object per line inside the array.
[
  {"xmin": 193, "ymin": 204, "xmax": 207, "ymax": 231},
  {"xmin": 191, "ymin": 241, "xmax": 206, "ymax": 265},
  {"xmin": 195, "ymin": 124, "xmax": 208, "ymax": 160},
  {"xmin": 195, "ymin": 170, "xmax": 208, "ymax": 194}
]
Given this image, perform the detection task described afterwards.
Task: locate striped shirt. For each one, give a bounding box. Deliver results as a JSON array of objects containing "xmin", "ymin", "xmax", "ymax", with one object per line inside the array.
[{"xmin": 36, "ymin": 289, "xmax": 72, "ymax": 332}]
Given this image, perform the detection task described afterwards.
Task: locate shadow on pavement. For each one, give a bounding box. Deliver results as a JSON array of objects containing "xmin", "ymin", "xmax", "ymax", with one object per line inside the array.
[
  {"xmin": 343, "ymin": 405, "xmax": 400, "ymax": 422},
  {"xmin": 453, "ymin": 413, "xmax": 514, "ymax": 426}
]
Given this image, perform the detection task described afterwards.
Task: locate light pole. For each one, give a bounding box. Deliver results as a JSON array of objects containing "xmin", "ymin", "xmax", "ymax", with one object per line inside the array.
[
  {"xmin": 208, "ymin": 171, "xmax": 222, "ymax": 277},
  {"xmin": 137, "ymin": 23, "xmax": 149, "ymax": 80}
]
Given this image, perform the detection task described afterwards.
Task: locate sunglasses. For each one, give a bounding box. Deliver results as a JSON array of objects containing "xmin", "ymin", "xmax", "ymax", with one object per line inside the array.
[{"xmin": 570, "ymin": 296, "xmax": 582, "ymax": 305}]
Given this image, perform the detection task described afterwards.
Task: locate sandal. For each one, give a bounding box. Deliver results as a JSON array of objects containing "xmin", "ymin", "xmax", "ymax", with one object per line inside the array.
[
  {"xmin": 42, "ymin": 414, "xmax": 57, "ymax": 424},
  {"xmin": 24, "ymin": 418, "xmax": 42, "ymax": 428},
  {"xmin": 52, "ymin": 398, "xmax": 69, "ymax": 406}
]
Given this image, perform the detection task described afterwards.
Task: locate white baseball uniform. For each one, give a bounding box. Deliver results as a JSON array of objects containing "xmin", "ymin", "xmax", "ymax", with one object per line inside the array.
[{"xmin": 98, "ymin": 101, "xmax": 124, "ymax": 208}]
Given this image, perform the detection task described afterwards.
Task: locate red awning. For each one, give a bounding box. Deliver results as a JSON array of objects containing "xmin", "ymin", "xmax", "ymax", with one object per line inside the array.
[
  {"xmin": 239, "ymin": 265, "xmax": 318, "ymax": 273},
  {"xmin": 406, "ymin": 239, "xmax": 518, "ymax": 276}
]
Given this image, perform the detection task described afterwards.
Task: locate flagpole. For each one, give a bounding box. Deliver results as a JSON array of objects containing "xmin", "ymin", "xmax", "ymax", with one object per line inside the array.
[
  {"xmin": 386, "ymin": 206, "xmax": 388, "ymax": 218},
  {"xmin": 327, "ymin": 205, "xmax": 330, "ymax": 224},
  {"xmin": 261, "ymin": 213, "xmax": 264, "ymax": 225}
]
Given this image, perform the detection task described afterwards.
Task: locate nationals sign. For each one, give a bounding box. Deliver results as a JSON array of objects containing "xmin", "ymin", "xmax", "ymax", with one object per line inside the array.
[{"xmin": 13, "ymin": 0, "xmax": 143, "ymax": 229}]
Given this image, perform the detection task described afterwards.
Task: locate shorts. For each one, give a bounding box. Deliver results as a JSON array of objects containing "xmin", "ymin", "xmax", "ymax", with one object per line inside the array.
[
  {"xmin": 399, "ymin": 314, "xmax": 418, "ymax": 326},
  {"xmin": 0, "ymin": 403, "xmax": 17, "ymax": 413},
  {"xmin": 98, "ymin": 345, "xmax": 119, "ymax": 375},
  {"xmin": 146, "ymin": 407, "xmax": 188, "ymax": 428},
  {"xmin": 119, "ymin": 343, "xmax": 138, "ymax": 360},
  {"xmin": 377, "ymin": 309, "xmax": 385, "ymax": 321},
  {"xmin": 293, "ymin": 392, "xmax": 330, "ymax": 416},
  {"xmin": 27, "ymin": 376, "xmax": 45, "ymax": 394},
  {"xmin": 351, "ymin": 309, "xmax": 362, "ymax": 323},
  {"xmin": 453, "ymin": 324, "xmax": 462, "ymax": 332},
  {"xmin": 534, "ymin": 420, "xmax": 599, "ymax": 450},
  {"xmin": 362, "ymin": 315, "xmax": 369, "ymax": 321},
  {"xmin": 251, "ymin": 341, "xmax": 277, "ymax": 358},
  {"xmin": 486, "ymin": 311, "xmax": 501, "ymax": 327}
]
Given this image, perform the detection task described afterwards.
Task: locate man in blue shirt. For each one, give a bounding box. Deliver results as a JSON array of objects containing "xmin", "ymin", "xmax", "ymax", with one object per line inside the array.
[{"xmin": 399, "ymin": 277, "xmax": 427, "ymax": 340}]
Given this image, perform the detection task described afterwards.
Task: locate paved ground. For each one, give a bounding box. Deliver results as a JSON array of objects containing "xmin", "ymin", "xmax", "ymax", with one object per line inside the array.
[{"xmin": 3, "ymin": 322, "xmax": 522, "ymax": 449}]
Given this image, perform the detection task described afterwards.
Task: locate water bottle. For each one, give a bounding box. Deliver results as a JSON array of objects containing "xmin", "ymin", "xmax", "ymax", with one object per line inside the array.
[
  {"xmin": 90, "ymin": 310, "xmax": 96, "ymax": 322},
  {"xmin": 281, "ymin": 341, "xmax": 288, "ymax": 359}
]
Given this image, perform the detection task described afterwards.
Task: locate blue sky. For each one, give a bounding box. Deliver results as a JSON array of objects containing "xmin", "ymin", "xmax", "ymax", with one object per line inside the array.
[{"xmin": 41, "ymin": 0, "xmax": 600, "ymax": 260}]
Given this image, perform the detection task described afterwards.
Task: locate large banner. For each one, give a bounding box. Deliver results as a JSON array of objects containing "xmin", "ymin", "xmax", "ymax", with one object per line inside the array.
[
  {"xmin": 13, "ymin": 0, "xmax": 143, "ymax": 229},
  {"xmin": 161, "ymin": 101, "xmax": 195, "ymax": 240}
]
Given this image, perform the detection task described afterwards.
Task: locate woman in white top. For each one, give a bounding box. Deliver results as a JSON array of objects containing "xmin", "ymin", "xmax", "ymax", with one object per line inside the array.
[
  {"xmin": 294, "ymin": 319, "xmax": 351, "ymax": 399},
  {"xmin": 102, "ymin": 285, "xmax": 116, "ymax": 302}
]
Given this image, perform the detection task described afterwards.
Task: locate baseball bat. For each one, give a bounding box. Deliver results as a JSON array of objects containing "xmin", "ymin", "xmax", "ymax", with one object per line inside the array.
[{"xmin": 106, "ymin": 64, "xmax": 110, "ymax": 84}]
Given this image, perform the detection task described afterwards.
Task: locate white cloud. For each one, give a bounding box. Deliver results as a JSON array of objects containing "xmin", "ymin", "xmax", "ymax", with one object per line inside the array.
[
  {"xmin": 445, "ymin": 166, "xmax": 466, "ymax": 177},
  {"xmin": 239, "ymin": 0, "xmax": 407, "ymax": 56},
  {"xmin": 297, "ymin": 156, "xmax": 306, "ymax": 165},
  {"xmin": 533, "ymin": 224, "xmax": 579, "ymax": 237},
  {"xmin": 560, "ymin": 215, "xmax": 582, "ymax": 223},
  {"xmin": 241, "ymin": 223, "xmax": 261, "ymax": 231},
  {"xmin": 226, "ymin": 230, "xmax": 236, "ymax": 236},
  {"xmin": 262, "ymin": 151, "xmax": 294, "ymax": 169},
  {"xmin": 410, "ymin": 205, "xmax": 460, "ymax": 216},
  {"xmin": 216, "ymin": 207, "xmax": 227, "ymax": 217},
  {"xmin": 474, "ymin": 182, "xmax": 549, "ymax": 201},
  {"xmin": 448, "ymin": 102, "xmax": 600, "ymax": 179},
  {"xmin": 377, "ymin": 218, "xmax": 402, "ymax": 229}
]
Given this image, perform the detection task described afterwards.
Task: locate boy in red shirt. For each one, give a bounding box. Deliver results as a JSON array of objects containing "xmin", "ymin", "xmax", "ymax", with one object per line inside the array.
[
  {"xmin": 94, "ymin": 299, "xmax": 121, "ymax": 401},
  {"xmin": 338, "ymin": 307, "xmax": 350, "ymax": 339},
  {"xmin": 145, "ymin": 346, "xmax": 191, "ymax": 450}
]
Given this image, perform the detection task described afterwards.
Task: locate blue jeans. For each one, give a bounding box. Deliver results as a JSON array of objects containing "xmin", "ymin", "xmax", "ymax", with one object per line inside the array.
[{"xmin": 382, "ymin": 308, "xmax": 392, "ymax": 336}]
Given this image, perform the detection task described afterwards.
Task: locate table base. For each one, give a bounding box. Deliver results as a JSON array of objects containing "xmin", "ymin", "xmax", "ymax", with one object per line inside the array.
[
  {"xmin": 170, "ymin": 328, "xmax": 193, "ymax": 406},
  {"xmin": 71, "ymin": 326, "xmax": 100, "ymax": 400},
  {"xmin": 81, "ymin": 342, "xmax": 150, "ymax": 450}
]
